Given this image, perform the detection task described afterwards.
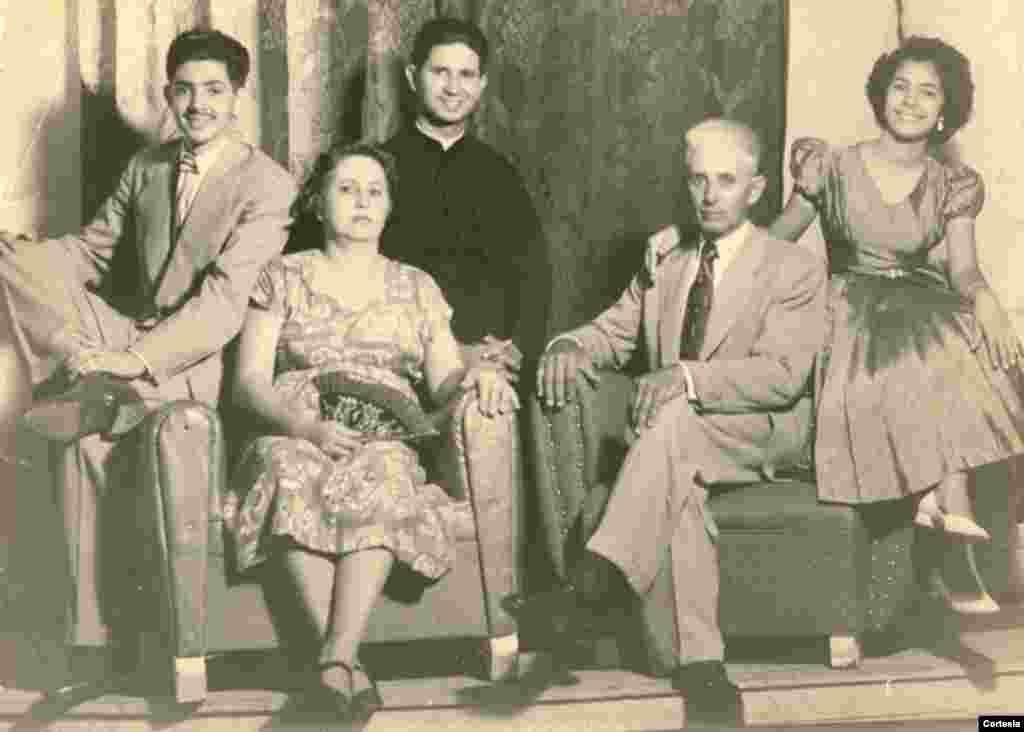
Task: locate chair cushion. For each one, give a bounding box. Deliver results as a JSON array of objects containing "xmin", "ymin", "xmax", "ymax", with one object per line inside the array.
[
  {"xmin": 710, "ymin": 480, "xmax": 859, "ymax": 530},
  {"xmin": 711, "ymin": 481, "xmax": 870, "ymax": 637}
]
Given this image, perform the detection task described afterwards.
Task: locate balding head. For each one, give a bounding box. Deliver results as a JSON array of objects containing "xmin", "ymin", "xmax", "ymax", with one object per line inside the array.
[
  {"xmin": 684, "ymin": 118, "xmax": 762, "ymax": 175},
  {"xmin": 683, "ymin": 118, "xmax": 766, "ymax": 238}
]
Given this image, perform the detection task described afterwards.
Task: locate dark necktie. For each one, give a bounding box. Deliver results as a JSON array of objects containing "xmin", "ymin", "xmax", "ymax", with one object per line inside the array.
[
  {"xmin": 175, "ymin": 148, "xmax": 199, "ymax": 227},
  {"xmin": 680, "ymin": 240, "xmax": 719, "ymax": 360}
]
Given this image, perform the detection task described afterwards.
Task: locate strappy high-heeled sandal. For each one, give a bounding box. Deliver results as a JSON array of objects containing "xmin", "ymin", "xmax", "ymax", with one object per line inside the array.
[
  {"xmin": 347, "ymin": 660, "xmax": 383, "ymax": 720},
  {"xmin": 308, "ymin": 660, "xmax": 353, "ymax": 718},
  {"xmin": 927, "ymin": 541, "xmax": 1000, "ymax": 615},
  {"xmin": 914, "ymin": 490, "xmax": 991, "ymax": 543}
]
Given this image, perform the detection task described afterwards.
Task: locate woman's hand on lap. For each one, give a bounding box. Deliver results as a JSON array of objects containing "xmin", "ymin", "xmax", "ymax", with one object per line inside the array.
[{"xmin": 301, "ymin": 420, "xmax": 363, "ymax": 458}]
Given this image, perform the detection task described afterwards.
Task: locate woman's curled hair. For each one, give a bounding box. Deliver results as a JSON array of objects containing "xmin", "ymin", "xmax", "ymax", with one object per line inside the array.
[
  {"xmin": 866, "ymin": 35, "xmax": 974, "ymax": 144},
  {"xmin": 290, "ymin": 141, "xmax": 399, "ymax": 227}
]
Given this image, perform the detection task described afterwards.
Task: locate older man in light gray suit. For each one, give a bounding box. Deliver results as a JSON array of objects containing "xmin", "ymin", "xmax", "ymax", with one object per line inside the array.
[
  {"xmin": 524, "ymin": 118, "xmax": 826, "ymax": 725},
  {"xmin": 0, "ymin": 29, "xmax": 296, "ymax": 690}
]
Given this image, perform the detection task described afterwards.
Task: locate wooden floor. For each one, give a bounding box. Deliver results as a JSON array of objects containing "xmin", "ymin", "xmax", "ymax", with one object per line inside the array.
[{"xmin": 1, "ymin": 601, "xmax": 1022, "ymax": 731}]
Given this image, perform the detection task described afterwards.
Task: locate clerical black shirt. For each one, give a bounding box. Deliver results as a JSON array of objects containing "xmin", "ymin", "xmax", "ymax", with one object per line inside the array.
[{"xmin": 382, "ymin": 126, "xmax": 545, "ymax": 352}]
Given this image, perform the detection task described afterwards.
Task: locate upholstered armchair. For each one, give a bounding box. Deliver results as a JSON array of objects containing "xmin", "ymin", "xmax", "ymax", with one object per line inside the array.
[
  {"xmin": 527, "ymin": 371, "xmax": 1013, "ymax": 674},
  {"xmin": 133, "ymin": 391, "xmax": 524, "ymax": 703}
]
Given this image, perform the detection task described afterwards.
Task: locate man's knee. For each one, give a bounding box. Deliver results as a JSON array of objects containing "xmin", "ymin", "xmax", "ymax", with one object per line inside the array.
[{"xmin": 636, "ymin": 396, "xmax": 706, "ymax": 447}]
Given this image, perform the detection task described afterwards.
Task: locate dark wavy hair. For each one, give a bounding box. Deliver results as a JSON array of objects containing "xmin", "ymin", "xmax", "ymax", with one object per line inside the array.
[
  {"xmin": 410, "ymin": 16, "xmax": 489, "ymax": 72},
  {"xmin": 166, "ymin": 28, "xmax": 251, "ymax": 89},
  {"xmin": 866, "ymin": 36, "xmax": 974, "ymax": 144},
  {"xmin": 289, "ymin": 141, "xmax": 399, "ymax": 245}
]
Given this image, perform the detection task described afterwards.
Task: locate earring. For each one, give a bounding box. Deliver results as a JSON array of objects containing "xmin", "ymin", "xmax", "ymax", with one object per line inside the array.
[{"xmin": 937, "ymin": 117, "xmax": 945, "ymax": 132}]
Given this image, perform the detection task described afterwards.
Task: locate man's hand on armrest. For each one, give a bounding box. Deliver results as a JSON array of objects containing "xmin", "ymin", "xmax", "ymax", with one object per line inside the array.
[
  {"xmin": 536, "ymin": 339, "xmax": 600, "ymax": 410},
  {"xmin": 630, "ymin": 363, "xmax": 691, "ymax": 435}
]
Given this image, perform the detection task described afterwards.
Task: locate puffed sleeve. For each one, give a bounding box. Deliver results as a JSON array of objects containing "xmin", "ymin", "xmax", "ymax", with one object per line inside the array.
[
  {"xmin": 250, "ymin": 257, "xmax": 286, "ymax": 315},
  {"xmin": 414, "ymin": 269, "xmax": 454, "ymax": 345},
  {"xmin": 944, "ymin": 164, "xmax": 986, "ymax": 221},
  {"xmin": 789, "ymin": 137, "xmax": 830, "ymax": 201}
]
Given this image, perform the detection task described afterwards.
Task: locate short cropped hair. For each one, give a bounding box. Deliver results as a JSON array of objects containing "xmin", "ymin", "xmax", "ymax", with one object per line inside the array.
[
  {"xmin": 866, "ymin": 36, "xmax": 973, "ymax": 144},
  {"xmin": 166, "ymin": 28, "xmax": 251, "ymax": 89},
  {"xmin": 292, "ymin": 141, "xmax": 399, "ymax": 225},
  {"xmin": 684, "ymin": 118, "xmax": 763, "ymax": 173},
  {"xmin": 410, "ymin": 17, "xmax": 489, "ymax": 73}
]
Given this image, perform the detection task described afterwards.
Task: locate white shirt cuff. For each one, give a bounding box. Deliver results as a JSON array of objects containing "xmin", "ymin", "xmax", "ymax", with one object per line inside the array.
[
  {"xmin": 545, "ymin": 334, "xmax": 585, "ymax": 352},
  {"xmin": 677, "ymin": 361, "xmax": 697, "ymax": 401}
]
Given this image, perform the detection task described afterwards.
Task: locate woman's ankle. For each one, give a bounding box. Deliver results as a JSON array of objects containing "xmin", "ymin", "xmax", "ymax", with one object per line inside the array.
[
  {"xmin": 936, "ymin": 473, "xmax": 973, "ymax": 517},
  {"xmin": 317, "ymin": 636, "xmax": 358, "ymax": 667}
]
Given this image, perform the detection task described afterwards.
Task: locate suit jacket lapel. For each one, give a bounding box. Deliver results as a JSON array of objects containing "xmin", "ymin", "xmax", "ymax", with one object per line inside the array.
[
  {"xmin": 176, "ymin": 137, "xmax": 247, "ymax": 243},
  {"xmin": 699, "ymin": 227, "xmax": 768, "ymax": 359},
  {"xmin": 157, "ymin": 138, "xmax": 248, "ymax": 297},
  {"xmin": 135, "ymin": 148, "xmax": 176, "ymax": 285},
  {"xmin": 658, "ymin": 248, "xmax": 698, "ymax": 367}
]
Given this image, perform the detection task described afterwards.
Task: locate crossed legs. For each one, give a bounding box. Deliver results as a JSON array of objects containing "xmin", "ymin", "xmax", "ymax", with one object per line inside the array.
[
  {"xmin": 580, "ymin": 398, "xmax": 807, "ymax": 726},
  {"xmin": 588, "ymin": 397, "xmax": 803, "ymax": 665},
  {"xmin": 279, "ymin": 545, "xmax": 393, "ymax": 714}
]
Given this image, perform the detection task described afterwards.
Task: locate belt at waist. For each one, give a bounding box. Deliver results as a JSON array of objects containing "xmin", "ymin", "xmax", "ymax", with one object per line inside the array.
[{"xmin": 838, "ymin": 263, "xmax": 949, "ymax": 289}]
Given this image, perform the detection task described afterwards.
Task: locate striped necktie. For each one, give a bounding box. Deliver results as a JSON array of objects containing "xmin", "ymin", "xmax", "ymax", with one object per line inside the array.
[
  {"xmin": 175, "ymin": 147, "xmax": 200, "ymax": 227},
  {"xmin": 680, "ymin": 239, "xmax": 719, "ymax": 360}
]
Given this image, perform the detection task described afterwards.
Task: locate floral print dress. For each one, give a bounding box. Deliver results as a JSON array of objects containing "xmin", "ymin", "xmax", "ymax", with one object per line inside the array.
[{"xmin": 223, "ymin": 251, "xmax": 471, "ymax": 579}]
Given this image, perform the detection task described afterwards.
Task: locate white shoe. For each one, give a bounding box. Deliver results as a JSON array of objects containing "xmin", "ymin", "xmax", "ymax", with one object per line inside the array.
[
  {"xmin": 927, "ymin": 542, "xmax": 1000, "ymax": 615},
  {"xmin": 914, "ymin": 491, "xmax": 990, "ymax": 542},
  {"xmin": 929, "ymin": 572, "xmax": 1001, "ymax": 615}
]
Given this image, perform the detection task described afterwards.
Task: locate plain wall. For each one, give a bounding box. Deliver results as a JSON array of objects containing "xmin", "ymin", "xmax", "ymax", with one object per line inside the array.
[
  {"xmin": 0, "ymin": 0, "xmax": 81, "ymax": 237},
  {"xmin": 787, "ymin": 0, "xmax": 1024, "ymax": 331}
]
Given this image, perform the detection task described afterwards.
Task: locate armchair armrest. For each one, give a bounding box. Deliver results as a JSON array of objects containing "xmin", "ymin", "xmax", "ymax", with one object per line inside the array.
[
  {"xmin": 527, "ymin": 370, "xmax": 634, "ymax": 578},
  {"xmin": 135, "ymin": 400, "xmax": 225, "ymax": 661},
  {"xmin": 433, "ymin": 390, "xmax": 524, "ymax": 637}
]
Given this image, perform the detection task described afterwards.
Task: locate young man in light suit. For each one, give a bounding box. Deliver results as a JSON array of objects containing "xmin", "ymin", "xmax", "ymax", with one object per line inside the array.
[
  {"xmin": 518, "ymin": 118, "xmax": 826, "ymax": 725},
  {"xmin": 0, "ymin": 29, "xmax": 296, "ymax": 691}
]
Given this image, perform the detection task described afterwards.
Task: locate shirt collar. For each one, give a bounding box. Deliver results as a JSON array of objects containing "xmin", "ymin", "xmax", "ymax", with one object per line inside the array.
[
  {"xmin": 414, "ymin": 119, "xmax": 466, "ymax": 151},
  {"xmin": 702, "ymin": 220, "xmax": 753, "ymax": 275},
  {"xmin": 180, "ymin": 135, "xmax": 229, "ymax": 175}
]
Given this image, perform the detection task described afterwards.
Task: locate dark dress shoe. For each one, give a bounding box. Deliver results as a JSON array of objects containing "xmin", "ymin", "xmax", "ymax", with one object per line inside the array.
[
  {"xmin": 573, "ymin": 551, "xmax": 634, "ymax": 608},
  {"xmin": 348, "ymin": 662, "xmax": 383, "ymax": 721},
  {"xmin": 23, "ymin": 372, "xmax": 148, "ymax": 442},
  {"xmin": 503, "ymin": 551, "xmax": 635, "ymax": 638},
  {"xmin": 503, "ymin": 585, "xmax": 580, "ymax": 636},
  {"xmin": 672, "ymin": 660, "xmax": 742, "ymax": 727}
]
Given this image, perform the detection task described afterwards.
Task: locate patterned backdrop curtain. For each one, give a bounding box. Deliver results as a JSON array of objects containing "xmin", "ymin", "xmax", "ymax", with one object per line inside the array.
[
  {"xmin": 3, "ymin": 0, "xmax": 786, "ymax": 687},
  {"xmin": 77, "ymin": 0, "xmax": 785, "ymax": 332}
]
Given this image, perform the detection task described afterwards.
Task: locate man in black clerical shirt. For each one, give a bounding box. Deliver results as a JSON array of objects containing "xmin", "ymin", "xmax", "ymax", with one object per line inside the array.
[{"xmin": 382, "ymin": 17, "xmax": 547, "ymax": 380}]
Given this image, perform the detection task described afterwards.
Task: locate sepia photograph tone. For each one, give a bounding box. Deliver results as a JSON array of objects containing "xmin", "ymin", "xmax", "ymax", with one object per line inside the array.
[{"xmin": 0, "ymin": 1, "xmax": 1022, "ymax": 730}]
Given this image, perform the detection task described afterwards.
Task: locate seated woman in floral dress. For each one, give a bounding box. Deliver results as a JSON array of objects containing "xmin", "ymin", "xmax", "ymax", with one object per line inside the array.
[
  {"xmin": 222, "ymin": 141, "xmax": 518, "ymax": 719},
  {"xmin": 771, "ymin": 36, "xmax": 1024, "ymax": 616}
]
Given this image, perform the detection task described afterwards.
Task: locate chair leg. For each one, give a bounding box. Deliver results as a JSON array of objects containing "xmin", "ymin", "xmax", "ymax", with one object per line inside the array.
[
  {"xmin": 174, "ymin": 656, "xmax": 207, "ymax": 704},
  {"xmin": 828, "ymin": 634, "xmax": 862, "ymax": 669},
  {"xmin": 482, "ymin": 633, "xmax": 519, "ymax": 681}
]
